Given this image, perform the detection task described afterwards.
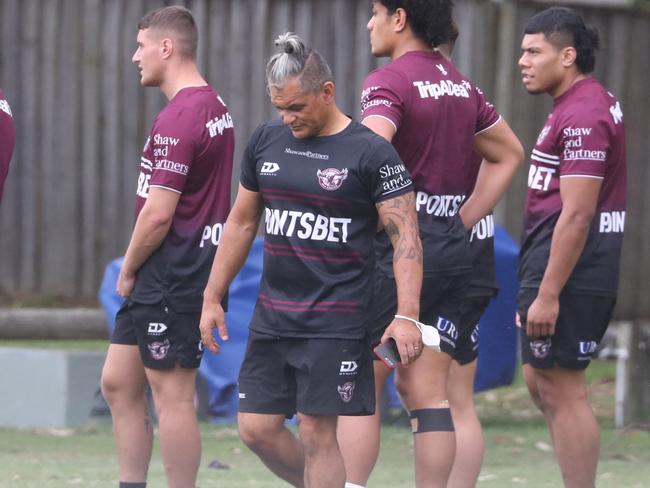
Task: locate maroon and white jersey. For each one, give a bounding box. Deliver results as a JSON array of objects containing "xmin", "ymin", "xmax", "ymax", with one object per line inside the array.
[
  {"xmin": 0, "ymin": 87, "xmax": 15, "ymax": 204},
  {"xmin": 361, "ymin": 50, "xmax": 501, "ymax": 275},
  {"xmin": 131, "ymin": 86, "xmax": 235, "ymax": 311},
  {"xmin": 464, "ymin": 152, "xmax": 497, "ymax": 297},
  {"xmin": 519, "ymin": 78, "xmax": 627, "ymax": 296}
]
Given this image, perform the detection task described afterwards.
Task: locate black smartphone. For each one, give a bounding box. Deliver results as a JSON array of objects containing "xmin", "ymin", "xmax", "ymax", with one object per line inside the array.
[{"xmin": 373, "ymin": 338, "xmax": 400, "ymax": 368}]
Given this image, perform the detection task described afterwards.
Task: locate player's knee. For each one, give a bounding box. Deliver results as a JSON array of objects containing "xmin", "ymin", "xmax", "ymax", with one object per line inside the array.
[
  {"xmin": 410, "ymin": 408, "xmax": 455, "ymax": 434},
  {"xmin": 100, "ymin": 369, "xmax": 124, "ymax": 404},
  {"xmin": 394, "ymin": 379, "xmax": 410, "ymax": 406},
  {"xmin": 238, "ymin": 420, "xmax": 277, "ymax": 451},
  {"xmin": 297, "ymin": 417, "xmax": 336, "ymax": 454}
]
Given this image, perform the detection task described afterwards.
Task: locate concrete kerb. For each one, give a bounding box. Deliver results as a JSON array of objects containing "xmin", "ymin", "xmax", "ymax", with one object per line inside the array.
[{"xmin": 0, "ymin": 308, "xmax": 108, "ymax": 340}]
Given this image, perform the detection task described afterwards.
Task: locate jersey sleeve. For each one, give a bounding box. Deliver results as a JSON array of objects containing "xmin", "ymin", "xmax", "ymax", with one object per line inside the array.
[
  {"xmin": 364, "ymin": 137, "xmax": 413, "ymax": 204},
  {"xmin": 147, "ymin": 107, "xmax": 197, "ymax": 193},
  {"xmin": 558, "ymin": 108, "xmax": 612, "ymax": 179},
  {"xmin": 239, "ymin": 123, "xmax": 267, "ymax": 192},
  {"xmin": 473, "ymin": 85, "xmax": 501, "ymax": 134},
  {"xmin": 360, "ymin": 69, "xmax": 407, "ymax": 132}
]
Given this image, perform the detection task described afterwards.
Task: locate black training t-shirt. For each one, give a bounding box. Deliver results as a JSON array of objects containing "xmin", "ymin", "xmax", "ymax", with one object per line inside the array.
[{"xmin": 241, "ymin": 118, "xmax": 413, "ymax": 339}]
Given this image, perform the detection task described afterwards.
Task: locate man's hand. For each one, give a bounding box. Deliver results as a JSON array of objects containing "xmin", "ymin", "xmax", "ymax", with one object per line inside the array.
[
  {"xmin": 380, "ymin": 317, "xmax": 423, "ymax": 367},
  {"xmin": 199, "ymin": 300, "xmax": 229, "ymax": 354},
  {"xmin": 526, "ymin": 292, "xmax": 559, "ymax": 338},
  {"xmin": 116, "ymin": 270, "xmax": 136, "ymax": 297}
]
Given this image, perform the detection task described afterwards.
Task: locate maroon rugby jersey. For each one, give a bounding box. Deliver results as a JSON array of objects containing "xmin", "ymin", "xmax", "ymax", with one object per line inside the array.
[
  {"xmin": 464, "ymin": 152, "xmax": 497, "ymax": 297},
  {"xmin": 0, "ymin": 87, "xmax": 16, "ymax": 203},
  {"xmin": 519, "ymin": 78, "xmax": 627, "ymax": 296},
  {"xmin": 131, "ymin": 86, "xmax": 234, "ymax": 311},
  {"xmin": 361, "ymin": 50, "xmax": 501, "ymax": 275}
]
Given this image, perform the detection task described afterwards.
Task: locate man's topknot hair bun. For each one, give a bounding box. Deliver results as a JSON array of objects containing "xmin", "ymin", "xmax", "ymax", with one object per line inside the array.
[
  {"xmin": 275, "ymin": 32, "xmax": 306, "ymax": 57},
  {"xmin": 266, "ymin": 32, "xmax": 332, "ymax": 93}
]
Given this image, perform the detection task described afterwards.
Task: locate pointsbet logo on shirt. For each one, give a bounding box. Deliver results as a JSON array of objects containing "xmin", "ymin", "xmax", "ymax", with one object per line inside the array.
[{"xmin": 264, "ymin": 208, "xmax": 351, "ymax": 243}]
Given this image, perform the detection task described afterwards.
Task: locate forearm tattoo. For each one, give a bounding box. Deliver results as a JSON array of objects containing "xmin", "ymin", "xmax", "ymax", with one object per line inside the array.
[{"xmin": 377, "ymin": 192, "xmax": 422, "ymax": 264}]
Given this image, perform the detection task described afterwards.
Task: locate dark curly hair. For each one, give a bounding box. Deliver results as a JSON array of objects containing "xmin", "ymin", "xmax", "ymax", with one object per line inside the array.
[
  {"xmin": 376, "ymin": 0, "xmax": 455, "ymax": 48},
  {"xmin": 525, "ymin": 7, "xmax": 600, "ymax": 73}
]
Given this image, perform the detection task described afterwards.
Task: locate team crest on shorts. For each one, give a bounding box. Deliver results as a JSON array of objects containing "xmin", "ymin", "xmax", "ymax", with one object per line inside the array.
[
  {"xmin": 530, "ymin": 338, "xmax": 552, "ymax": 359},
  {"xmin": 148, "ymin": 339, "xmax": 170, "ymax": 360},
  {"xmin": 337, "ymin": 381, "xmax": 356, "ymax": 403},
  {"xmin": 317, "ymin": 168, "xmax": 348, "ymax": 191}
]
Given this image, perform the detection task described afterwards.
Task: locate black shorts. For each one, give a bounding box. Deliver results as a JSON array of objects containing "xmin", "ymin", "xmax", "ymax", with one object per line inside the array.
[
  {"xmin": 238, "ymin": 330, "xmax": 375, "ymax": 417},
  {"xmin": 111, "ymin": 299, "xmax": 203, "ymax": 370},
  {"xmin": 517, "ymin": 288, "xmax": 616, "ymax": 370},
  {"xmin": 368, "ymin": 268, "xmax": 470, "ymax": 356},
  {"xmin": 453, "ymin": 295, "xmax": 492, "ymax": 365}
]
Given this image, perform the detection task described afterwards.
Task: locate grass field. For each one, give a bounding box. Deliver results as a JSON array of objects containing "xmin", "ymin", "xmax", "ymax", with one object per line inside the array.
[{"xmin": 1, "ymin": 345, "xmax": 649, "ymax": 487}]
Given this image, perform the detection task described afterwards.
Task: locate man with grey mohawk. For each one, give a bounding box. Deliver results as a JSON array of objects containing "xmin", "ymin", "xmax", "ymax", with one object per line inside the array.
[{"xmin": 199, "ymin": 32, "xmax": 423, "ymax": 487}]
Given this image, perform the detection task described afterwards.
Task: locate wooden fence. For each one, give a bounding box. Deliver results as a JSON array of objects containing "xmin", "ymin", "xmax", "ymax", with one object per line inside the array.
[{"xmin": 0, "ymin": 0, "xmax": 648, "ymax": 319}]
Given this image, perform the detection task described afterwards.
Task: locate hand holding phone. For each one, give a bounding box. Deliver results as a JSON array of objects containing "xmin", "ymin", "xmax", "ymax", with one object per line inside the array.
[{"xmin": 373, "ymin": 338, "xmax": 400, "ymax": 368}]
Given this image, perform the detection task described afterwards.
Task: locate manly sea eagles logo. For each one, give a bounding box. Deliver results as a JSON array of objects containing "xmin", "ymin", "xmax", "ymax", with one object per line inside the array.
[
  {"xmin": 530, "ymin": 338, "xmax": 552, "ymax": 359},
  {"xmin": 317, "ymin": 168, "xmax": 348, "ymax": 191},
  {"xmin": 148, "ymin": 339, "xmax": 171, "ymax": 360},
  {"xmin": 337, "ymin": 381, "xmax": 356, "ymax": 403}
]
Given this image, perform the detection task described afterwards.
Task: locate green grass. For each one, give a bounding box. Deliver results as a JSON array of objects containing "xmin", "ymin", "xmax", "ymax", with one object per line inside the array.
[
  {"xmin": 1, "ymin": 359, "xmax": 649, "ymax": 487},
  {"xmin": 0, "ymin": 340, "xmax": 109, "ymax": 352}
]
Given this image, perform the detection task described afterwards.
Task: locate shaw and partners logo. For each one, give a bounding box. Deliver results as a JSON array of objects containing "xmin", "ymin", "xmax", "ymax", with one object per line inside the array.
[{"xmin": 285, "ymin": 147, "xmax": 329, "ymax": 160}]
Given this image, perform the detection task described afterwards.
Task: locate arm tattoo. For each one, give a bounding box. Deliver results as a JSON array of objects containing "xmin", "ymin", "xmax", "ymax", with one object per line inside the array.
[{"xmin": 377, "ymin": 193, "xmax": 422, "ymax": 264}]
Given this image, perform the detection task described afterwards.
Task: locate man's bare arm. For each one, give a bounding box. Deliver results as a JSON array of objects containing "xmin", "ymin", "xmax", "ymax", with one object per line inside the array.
[
  {"xmin": 362, "ymin": 115, "xmax": 397, "ymax": 143},
  {"xmin": 376, "ymin": 191, "xmax": 423, "ymax": 365},
  {"xmin": 117, "ymin": 187, "xmax": 180, "ymax": 297},
  {"xmin": 460, "ymin": 119, "xmax": 524, "ymax": 229},
  {"xmin": 526, "ymin": 176, "xmax": 602, "ymax": 338},
  {"xmin": 200, "ymin": 184, "xmax": 264, "ymax": 352}
]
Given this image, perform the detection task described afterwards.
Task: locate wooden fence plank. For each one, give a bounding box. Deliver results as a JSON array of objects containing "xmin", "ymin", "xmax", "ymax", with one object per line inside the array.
[
  {"xmin": 37, "ymin": 0, "xmax": 62, "ymax": 294},
  {"xmin": 98, "ymin": 0, "xmax": 124, "ymax": 267},
  {"xmin": 619, "ymin": 15, "xmax": 650, "ymax": 318},
  {"xmin": 15, "ymin": 0, "xmax": 40, "ymax": 293},
  {"xmin": 80, "ymin": 0, "xmax": 102, "ymax": 294}
]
